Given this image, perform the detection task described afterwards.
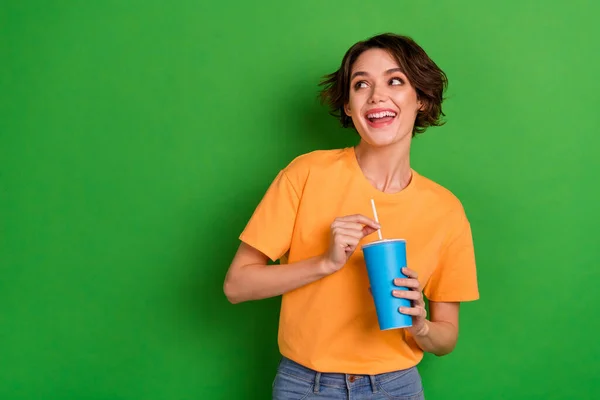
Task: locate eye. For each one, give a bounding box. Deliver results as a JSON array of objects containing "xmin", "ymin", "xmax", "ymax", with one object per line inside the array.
[
  {"xmin": 390, "ymin": 77, "xmax": 404, "ymax": 86},
  {"xmin": 354, "ymin": 81, "xmax": 368, "ymax": 90}
]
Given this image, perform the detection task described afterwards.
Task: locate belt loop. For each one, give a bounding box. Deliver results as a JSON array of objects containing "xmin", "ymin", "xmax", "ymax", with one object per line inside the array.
[
  {"xmin": 314, "ymin": 372, "xmax": 321, "ymax": 393},
  {"xmin": 369, "ymin": 375, "xmax": 378, "ymax": 393}
]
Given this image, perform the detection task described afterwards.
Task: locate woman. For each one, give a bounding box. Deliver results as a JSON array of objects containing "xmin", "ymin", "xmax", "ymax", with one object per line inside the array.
[{"xmin": 223, "ymin": 33, "xmax": 479, "ymax": 399}]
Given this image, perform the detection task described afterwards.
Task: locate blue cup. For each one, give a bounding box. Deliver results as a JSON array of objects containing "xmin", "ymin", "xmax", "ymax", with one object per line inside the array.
[{"xmin": 362, "ymin": 239, "xmax": 412, "ymax": 330}]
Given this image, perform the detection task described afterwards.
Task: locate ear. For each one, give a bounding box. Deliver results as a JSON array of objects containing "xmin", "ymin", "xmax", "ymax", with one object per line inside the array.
[
  {"xmin": 344, "ymin": 103, "xmax": 352, "ymax": 116},
  {"xmin": 417, "ymin": 99, "xmax": 426, "ymax": 112}
]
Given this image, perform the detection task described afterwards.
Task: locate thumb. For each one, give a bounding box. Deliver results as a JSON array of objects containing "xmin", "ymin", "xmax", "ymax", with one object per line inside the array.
[{"xmin": 362, "ymin": 226, "xmax": 378, "ymax": 236}]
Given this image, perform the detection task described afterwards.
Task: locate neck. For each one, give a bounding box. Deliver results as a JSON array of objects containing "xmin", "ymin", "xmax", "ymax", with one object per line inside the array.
[{"xmin": 354, "ymin": 135, "xmax": 412, "ymax": 194}]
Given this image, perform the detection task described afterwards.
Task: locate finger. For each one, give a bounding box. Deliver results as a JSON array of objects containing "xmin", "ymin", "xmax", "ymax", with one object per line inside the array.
[
  {"xmin": 401, "ymin": 267, "xmax": 418, "ymax": 279},
  {"xmin": 345, "ymin": 244, "xmax": 358, "ymax": 254},
  {"xmin": 334, "ymin": 234, "xmax": 360, "ymax": 248},
  {"xmin": 332, "ymin": 227, "xmax": 365, "ymax": 240},
  {"xmin": 336, "ymin": 214, "xmax": 380, "ymax": 229},
  {"xmin": 399, "ymin": 306, "xmax": 427, "ymax": 317},
  {"xmin": 362, "ymin": 226, "xmax": 379, "ymax": 237},
  {"xmin": 331, "ymin": 221, "xmax": 368, "ymax": 231},
  {"xmin": 392, "ymin": 290, "xmax": 422, "ymax": 300},
  {"xmin": 393, "ymin": 278, "xmax": 421, "ymax": 290}
]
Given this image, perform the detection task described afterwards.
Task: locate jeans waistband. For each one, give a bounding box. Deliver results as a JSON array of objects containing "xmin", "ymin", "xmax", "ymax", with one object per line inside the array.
[{"xmin": 277, "ymin": 356, "xmax": 418, "ymax": 393}]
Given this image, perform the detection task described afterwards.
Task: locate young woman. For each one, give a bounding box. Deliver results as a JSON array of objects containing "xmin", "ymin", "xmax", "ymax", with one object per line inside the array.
[{"xmin": 224, "ymin": 33, "xmax": 479, "ymax": 400}]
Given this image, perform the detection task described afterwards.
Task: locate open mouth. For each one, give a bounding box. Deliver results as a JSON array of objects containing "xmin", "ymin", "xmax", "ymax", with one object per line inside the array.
[{"xmin": 365, "ymin": 109, "xmax": 397, "ymax": 127}]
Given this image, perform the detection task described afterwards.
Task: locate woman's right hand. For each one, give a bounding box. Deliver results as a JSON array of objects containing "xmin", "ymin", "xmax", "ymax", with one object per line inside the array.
[{"xmin": 321, "ymin": 214, "xmax": 381, "ymax": 274}]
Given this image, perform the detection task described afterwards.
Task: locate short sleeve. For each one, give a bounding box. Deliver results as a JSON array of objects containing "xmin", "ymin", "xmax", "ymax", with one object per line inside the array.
[
  {"xmin": 423, "ymin": 213, "xmax": 480, "ymax": 302},
  {"xmin": 239, "ymin": 167, "xmax": 302, "ymax": 262}
]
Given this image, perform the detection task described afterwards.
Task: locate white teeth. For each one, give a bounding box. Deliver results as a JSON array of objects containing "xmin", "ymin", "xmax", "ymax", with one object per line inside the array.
[{"xmin": 367, "ymin": 111, "xmax": 397, "ymax": 119}]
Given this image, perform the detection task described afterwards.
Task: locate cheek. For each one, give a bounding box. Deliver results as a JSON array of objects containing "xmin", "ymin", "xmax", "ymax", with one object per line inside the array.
[
  {"xmin": 396, "ymin": 93, "xmax": 420, "ymax": 113},
  {"xmin": 347, "ymin": 96, "xmax": 361, "ymax": 116}
]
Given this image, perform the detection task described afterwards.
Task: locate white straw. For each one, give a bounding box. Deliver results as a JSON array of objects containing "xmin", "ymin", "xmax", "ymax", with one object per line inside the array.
[{"xmin": 370, "ymin": 198, "xmax": 383, "ymax": 240}]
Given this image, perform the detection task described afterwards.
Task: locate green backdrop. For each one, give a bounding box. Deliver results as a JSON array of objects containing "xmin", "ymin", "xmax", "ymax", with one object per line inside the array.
[{"xmin": 2, "ymin": 1, "xmax": 599, "ymax": 399}]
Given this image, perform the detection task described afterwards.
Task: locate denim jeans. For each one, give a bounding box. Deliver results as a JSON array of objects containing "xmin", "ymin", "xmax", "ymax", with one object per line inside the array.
[{"xmin": 272, "ymin": 357, "xmax": 425, "ymax": 399}]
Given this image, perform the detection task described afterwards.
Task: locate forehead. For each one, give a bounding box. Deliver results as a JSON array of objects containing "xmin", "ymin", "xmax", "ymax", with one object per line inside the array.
[{"xmin": 351, "ymin": 48, "xmax": 401, "ymax": 73}]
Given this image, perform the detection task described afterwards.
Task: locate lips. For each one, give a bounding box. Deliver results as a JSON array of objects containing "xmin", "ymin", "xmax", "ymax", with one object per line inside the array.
[{"xmin": 364, "ymin": 108, "xmax": 397, "ymax": 128}]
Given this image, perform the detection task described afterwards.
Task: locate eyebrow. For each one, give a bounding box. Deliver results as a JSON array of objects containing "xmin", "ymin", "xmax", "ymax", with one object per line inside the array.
[{"xmin": 350, "ymin": 68, "xmax": 404, "ymax": 81}]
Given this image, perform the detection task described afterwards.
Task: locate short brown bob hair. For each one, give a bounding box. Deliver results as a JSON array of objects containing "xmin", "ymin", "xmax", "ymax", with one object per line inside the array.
[{"xmin": 319, "ymin": 33, "xmax": 448, "ymax": 136}]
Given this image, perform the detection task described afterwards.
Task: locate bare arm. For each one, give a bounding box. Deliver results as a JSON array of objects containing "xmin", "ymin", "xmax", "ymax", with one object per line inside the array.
[
  {"xmin": 393, "ymin": 268, "xmax": 460, "ymax": 356},
  {"xmin": 410, "ymin": 301, "xmax": 459, "ymax": 356},
  {"xmin": 223, "ymin": 214, "xmax": 380, "ymax": 304},
  {"xmin": 223, "ymin": 242, "xmax": 330, "ymax": 304}
]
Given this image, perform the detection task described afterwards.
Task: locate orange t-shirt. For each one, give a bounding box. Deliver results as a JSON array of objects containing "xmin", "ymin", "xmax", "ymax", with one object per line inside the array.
[{"xmin": 239, "ymin": 147, "xmax": 479, "ymax": 374}]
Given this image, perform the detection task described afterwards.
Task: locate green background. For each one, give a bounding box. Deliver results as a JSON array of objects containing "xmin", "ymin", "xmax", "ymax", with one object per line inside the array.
[{"xmin": 2, "ymin": 1, "xmax": 599, "ymax": 399}]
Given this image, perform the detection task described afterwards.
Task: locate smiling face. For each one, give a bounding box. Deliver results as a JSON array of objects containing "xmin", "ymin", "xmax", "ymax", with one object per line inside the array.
[{"xmin": 344, "ymin": 48, "xmax": 423, "ymax": 148}]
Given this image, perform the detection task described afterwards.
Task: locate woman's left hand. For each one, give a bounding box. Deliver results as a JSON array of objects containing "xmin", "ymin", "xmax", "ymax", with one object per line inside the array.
[{"xmin": 393, "ymin": 267, "xmax": 429, "ymax": 337}]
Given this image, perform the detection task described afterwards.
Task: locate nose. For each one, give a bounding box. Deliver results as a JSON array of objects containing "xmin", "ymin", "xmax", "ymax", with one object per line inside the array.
[{"xmin": 368, "ymin": 84, "xmax": 387, "ymax": 103}]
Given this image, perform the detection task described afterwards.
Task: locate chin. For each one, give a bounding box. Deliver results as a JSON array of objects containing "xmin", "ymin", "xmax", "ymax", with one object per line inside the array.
[
  {"xmin": 358, "ymin": 125, "xmax": 409, "ymax": 148},
  {"xmin": 363, "ymin": 137, "xmax": 397, "ymax": 148}
]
